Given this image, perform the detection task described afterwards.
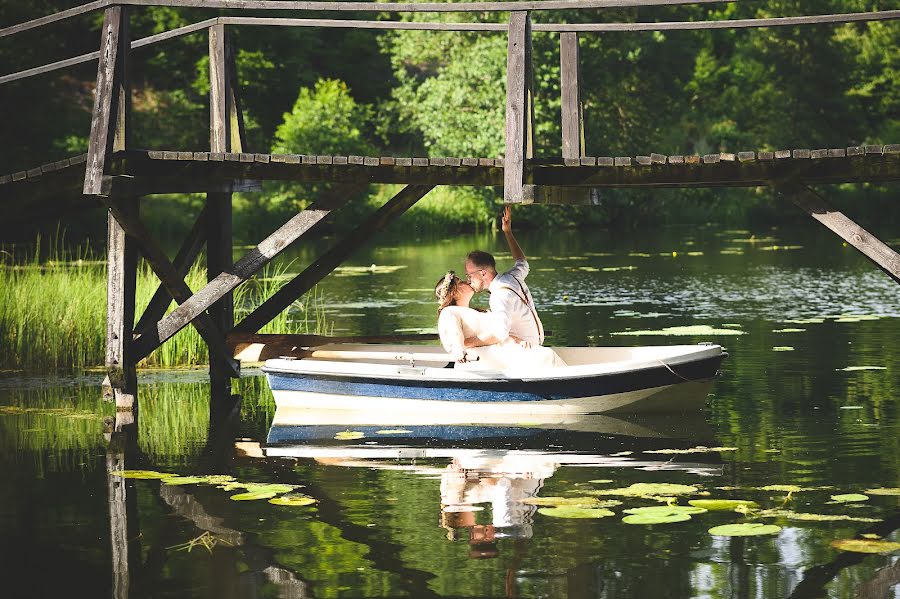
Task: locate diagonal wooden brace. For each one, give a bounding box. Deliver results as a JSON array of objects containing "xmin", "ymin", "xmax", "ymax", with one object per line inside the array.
[
  {"xmin": 100, "ymin": 197, "xmax": 240, "ymax": 374},
  {"xmin": 131, "ymin": 195, "xmax": 355, "ymax": 361},
  {"xmin": 233, "ymin": 184, "xmax": 434, "ymax": 334},
  {"xmin": 774, "ymin": 180, "xmax": 900, "ymax": 284},
  {"xmin": 134, "ymin": 203, "xmax": 208, "ymax": 335}
]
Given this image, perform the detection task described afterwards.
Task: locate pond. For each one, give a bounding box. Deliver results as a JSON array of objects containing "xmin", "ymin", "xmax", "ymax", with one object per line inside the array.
[{"xmin": 1, "ymin": 224, "xmax": 898, "ymax": 598}]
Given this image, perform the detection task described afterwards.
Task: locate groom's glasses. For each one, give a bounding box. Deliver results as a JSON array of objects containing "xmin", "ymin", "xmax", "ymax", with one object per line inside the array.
[{"xmin": 465, "ymin": 269, "xmax": 484, "ymax": 281}]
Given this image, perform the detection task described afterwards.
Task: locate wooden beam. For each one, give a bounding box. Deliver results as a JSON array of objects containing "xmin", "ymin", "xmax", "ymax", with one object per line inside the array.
[
  {"xmin": 104, "ymin": 196, "xmax": 138, "ymax": 410},
  {"xmin": 84, "ymin": 6, "xmax": 128, "ymax": 195},
  {"xmin": 560, "ymin": 32, "xmax": 584, "ymax": 160},
  {"xmin": 134, "ymin": 204, "xmax": 208, "ymax": 335},
  {"xmin": 774, "ymin": 181, "xmax": 900, "ymax": 284},
  {"xmin": 132, "ymin": 197, "xmax": 352, "ymax": 360},
  {"xmin": 229, "ymin": 332, "xmax": 440, "ymax": 362},
  {"xmin": 504, "ymin": 11, "xmax": 534, "ymax": 204},
  {"xmin": 224, "ymin": 32, "xmax": 247, "ymax": 153},
  {"xmin": 101, "ymin": 197, "xmax": 239, "ymax": 373},
  {"xmin": 233, "ymin": 185, "xmax": 433, "ymax": 334},
  {"xmin": 208, "ymin": 23, "xmax": 238, "ymax": 389}
]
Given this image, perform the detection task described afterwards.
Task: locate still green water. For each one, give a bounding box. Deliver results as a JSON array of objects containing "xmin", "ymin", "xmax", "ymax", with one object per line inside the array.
[{"xmin": 1, "ymin": 225, "xmax": 898, "ymax": 598}]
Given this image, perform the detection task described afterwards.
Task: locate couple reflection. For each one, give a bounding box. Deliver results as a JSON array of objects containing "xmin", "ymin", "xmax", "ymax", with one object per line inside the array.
[{"xmin": 439, "ymin": 453, "xmax": 557, "ymax": 556}]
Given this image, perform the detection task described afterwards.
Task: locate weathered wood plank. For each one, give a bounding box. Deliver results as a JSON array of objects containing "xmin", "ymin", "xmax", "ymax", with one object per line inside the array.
[
  {"xmin": 229, "ymin": 332, "xmax": 440, "ymax": 362},
  {"xmin": 134, "ymin": 196, "xmax": 354, "ymax": 358},
  {"xmin": 504, "ymin": 11, "xmax": 533, "ymax": 203},
  {"xmin": 559, "ymin": 32, "xmax": 584, "ymax": 160},
  {"xmin": 208, "ymin": 25, "xmax": 227, "ymax": 152},
  {"xmin": 101, "ymin": 198, "xmax": 239, "ymax": 372},
  {"xmin": 134, "ymin": 205, "xmax": 208, "ymax": 335},
  {"xmin": 775, "ymin": 181, "xmax": 900, "ymax": 284},
  {"xmin": 104, "ymin": 196, "xmax": 138, "ymax": 409},
  {"xmin": 233, "ymin": 185, "xmax": 433, "ymax": 334},
  {"xmin": 84, "ymin": 6, "xmax": 127, "ymax": 195}
]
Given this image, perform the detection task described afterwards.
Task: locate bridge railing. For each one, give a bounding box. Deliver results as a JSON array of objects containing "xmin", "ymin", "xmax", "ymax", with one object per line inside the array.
[{"xmin": 1, "ymin": 2, "xmax": 898, "ymax": 201}]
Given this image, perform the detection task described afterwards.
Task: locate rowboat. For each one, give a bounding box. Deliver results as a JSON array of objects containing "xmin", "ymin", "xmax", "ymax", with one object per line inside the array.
[{"xmin": 261, "ymin": 343, "xmax": 727, "ymax": 415}]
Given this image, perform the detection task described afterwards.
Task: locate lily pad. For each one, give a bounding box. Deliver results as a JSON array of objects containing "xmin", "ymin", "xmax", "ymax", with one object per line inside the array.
[
  {"xmin": 538, "ymin": 507, "xmax": 616, "ymax": 519},
  {"xmin": 334, "ymin": 431, "xmax": 365, "ymax": 440},
  {"xmin": 113, "ymin": 470, "xmax": 176, "ymax": 479},
  {"xmin": 520, "ymin": 496, "xmax": 606, "ymax": 507},
  {"xmin": 836, "ymin": 366, "xmax": 886, "ymax": 372},
  {"xmin": 591, "ymin": 483, "xmax": 700, "ymax": 497},
  {"xmin": 623, "ymin": 505, "xmax": 707, "ymax": 516},
  {"xmin": 865, "ymin": 487, "xmax": 900, "ymax": 496},
  {"xmin": 244, "ymin": 483, "xmax": 295, "ymax": 495},
  {"xmin": 269, "ymin": 495, "xmax": 317, "ymax": 507},
  {"xmin": 589, "ymin": 479, "xmax": 614, "ymax": 484},
  {"xmin": 830, "ymin": 493, "xmax": 869, "ymax": 503},
  {"xmin": 772, "ymin": 346, "xmax": 794, "ymax": 352},
  {"xmin": 772, "ymin": 328, "xmax": 805, "ymax": 333},
  {"xmin": 830, "ymin": 539, "xmax": 900, "ymax": 554},
  {"xmin": 623, "ymin": 511, "xmax": 693, "ymax": 525},
  {"xmin": 688, "ymin": 499, "xmax": 759, "ymax": 511},
  {"xmin": 231, "ymin": 490, "xmax": 279, "ymax": 501},
  {"xmin": 708, "ymin": 523, "xmax": 781, "ymax": 537},
  {"xmin": 163, "ymin": 476, "xmax": 209, "ymax": 486}
]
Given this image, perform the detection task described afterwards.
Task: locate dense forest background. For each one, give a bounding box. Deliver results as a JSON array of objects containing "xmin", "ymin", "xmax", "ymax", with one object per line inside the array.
[{"xmin": 1, "ymin": 0, "xmax": 897, "ymax": 243}]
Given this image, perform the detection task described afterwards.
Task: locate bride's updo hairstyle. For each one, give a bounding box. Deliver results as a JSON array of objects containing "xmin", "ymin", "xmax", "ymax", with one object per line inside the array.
[{"xmin": 434, "ymin": 271, "xmax": 461, "ymax": 314}]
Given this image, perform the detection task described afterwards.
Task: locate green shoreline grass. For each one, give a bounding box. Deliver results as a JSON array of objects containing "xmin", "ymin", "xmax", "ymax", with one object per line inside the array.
[{"xmin": 0, "ymin": 241, "xmax": 326, "ymax": 371}]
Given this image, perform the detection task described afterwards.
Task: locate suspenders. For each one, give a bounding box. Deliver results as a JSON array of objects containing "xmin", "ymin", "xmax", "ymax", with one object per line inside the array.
[{"xmin": 494, "ymin": 276, "xmax": 544, "ymax": 344}]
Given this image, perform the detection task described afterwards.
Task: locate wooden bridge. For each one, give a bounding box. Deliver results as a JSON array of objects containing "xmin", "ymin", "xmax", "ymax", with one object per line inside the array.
[{"xmin": 2, "ymin": 1, "xmax": 900, "ymax": 418}]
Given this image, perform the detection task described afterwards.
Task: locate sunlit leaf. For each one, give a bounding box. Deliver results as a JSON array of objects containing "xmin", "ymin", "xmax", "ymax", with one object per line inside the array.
[
  {"xmin": 163, "ymin": 476, "xmax": 209, "ymax": 485},
  {"xmin": 688, "ymin": 499, "xmax": 759, "ymax": 511},
  {"xmin": 113, "ymin": 470, "xmax": 176, "ymax": 479},
  {"xmin": 623, "ymin": 511, "xmax": 692, "ymax": 525},
  {"xmin": 829, "ymin": 494, "xmax": 869, "ymax": 503},
  {"xmin": 830, "ymin": 539, "xmax": 900, "ymax": 554},
  {"xmin": 538, "ymin": 507, "xmax": 616, "ymax": 519},
  {"xmin": 244, "ymin": 483, "xmax": 295, "ymax": 495},
  {"xmin": 865, "ymin": 488, "xmax": 900, "ymax": 496},
  {"xmin": 772, "ymin": 346, "xmax": 794, "ymax": 352},
  {"xmin": 334, "ymin": 431, "xmax": 365, "ymax": 440},
  {"xmin": 520, "ymin": 496, "xmax": 606, "ymax": 507},
  {"xmin": 709, "ymin": 523, "xmax": 781, "ymax": 536},
  {"xmin": 269, "ymin": 495, "xmax": 317, "ymax": 506},
  {"xmin": 623, "ymin": 505, "xmax": 707, "ymax": 516},
  {"xmin": 590, "ymin": 483, "xmax": 699, "ymax": 497},
  {"xmin": 230, "ymin": 490, "xmax": 279, "ymax": 501}
]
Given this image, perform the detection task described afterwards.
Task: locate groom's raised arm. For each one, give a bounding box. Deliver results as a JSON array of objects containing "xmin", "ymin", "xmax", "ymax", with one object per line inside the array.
[{"xmin": 501, "ymin": 205, "xmax": 526, "ymax": 264}]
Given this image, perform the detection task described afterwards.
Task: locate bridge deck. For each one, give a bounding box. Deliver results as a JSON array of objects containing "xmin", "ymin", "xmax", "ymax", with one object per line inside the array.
[{"xmin": 1, "ymin": 146, "xmax": 898, "ymax": 204}]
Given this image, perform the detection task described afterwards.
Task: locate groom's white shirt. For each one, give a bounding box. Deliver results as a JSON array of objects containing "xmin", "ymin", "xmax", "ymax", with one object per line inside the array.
[{"xmin": 488, "ymin": 259, "xmax": 544, "ymax": 345}]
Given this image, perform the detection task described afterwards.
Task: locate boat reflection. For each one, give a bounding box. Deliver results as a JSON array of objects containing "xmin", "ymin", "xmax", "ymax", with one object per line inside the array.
[{"xmin": 241, "ymin": 398, "xmax": 725, "ymax": 557}]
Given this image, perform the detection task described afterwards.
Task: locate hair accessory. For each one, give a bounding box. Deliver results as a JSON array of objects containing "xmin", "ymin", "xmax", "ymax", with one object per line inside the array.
[{"xmin": 437, "ymin": 270, "xmax": 455, "ymax": 303}]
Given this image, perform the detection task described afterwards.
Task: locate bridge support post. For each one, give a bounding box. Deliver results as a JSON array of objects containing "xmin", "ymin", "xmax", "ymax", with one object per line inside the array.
[
  {"xmin": 85, "ymin": 5, "xmax": 130, "ymax": 195},
  {"xmin": 504, "ymin": 11, "xmax": 534, "ymax": 204},
  {"xmin": 207, "ymin": 24, "xmax": 245, "ymax": 398},
  {"xmin": 560, "ymin": 32, "xmax": 584, "ymax": 161}
]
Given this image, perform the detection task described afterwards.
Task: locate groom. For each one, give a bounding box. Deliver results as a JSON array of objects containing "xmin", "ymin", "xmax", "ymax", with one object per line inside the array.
[{"xmin": 463, "ymin": 206, "xmax": 544, "ymax": 348}]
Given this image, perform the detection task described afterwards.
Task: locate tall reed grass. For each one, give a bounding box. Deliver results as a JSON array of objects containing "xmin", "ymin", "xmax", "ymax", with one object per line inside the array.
[{"xmin": 0, "ymin": 238, "xmax": 330, "ymax": 370}]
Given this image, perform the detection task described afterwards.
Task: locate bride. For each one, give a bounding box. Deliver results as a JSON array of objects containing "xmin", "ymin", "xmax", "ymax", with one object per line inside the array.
[{"xmin": 434, "ymin": 271, "xmax": 565, "ymax": 369}]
